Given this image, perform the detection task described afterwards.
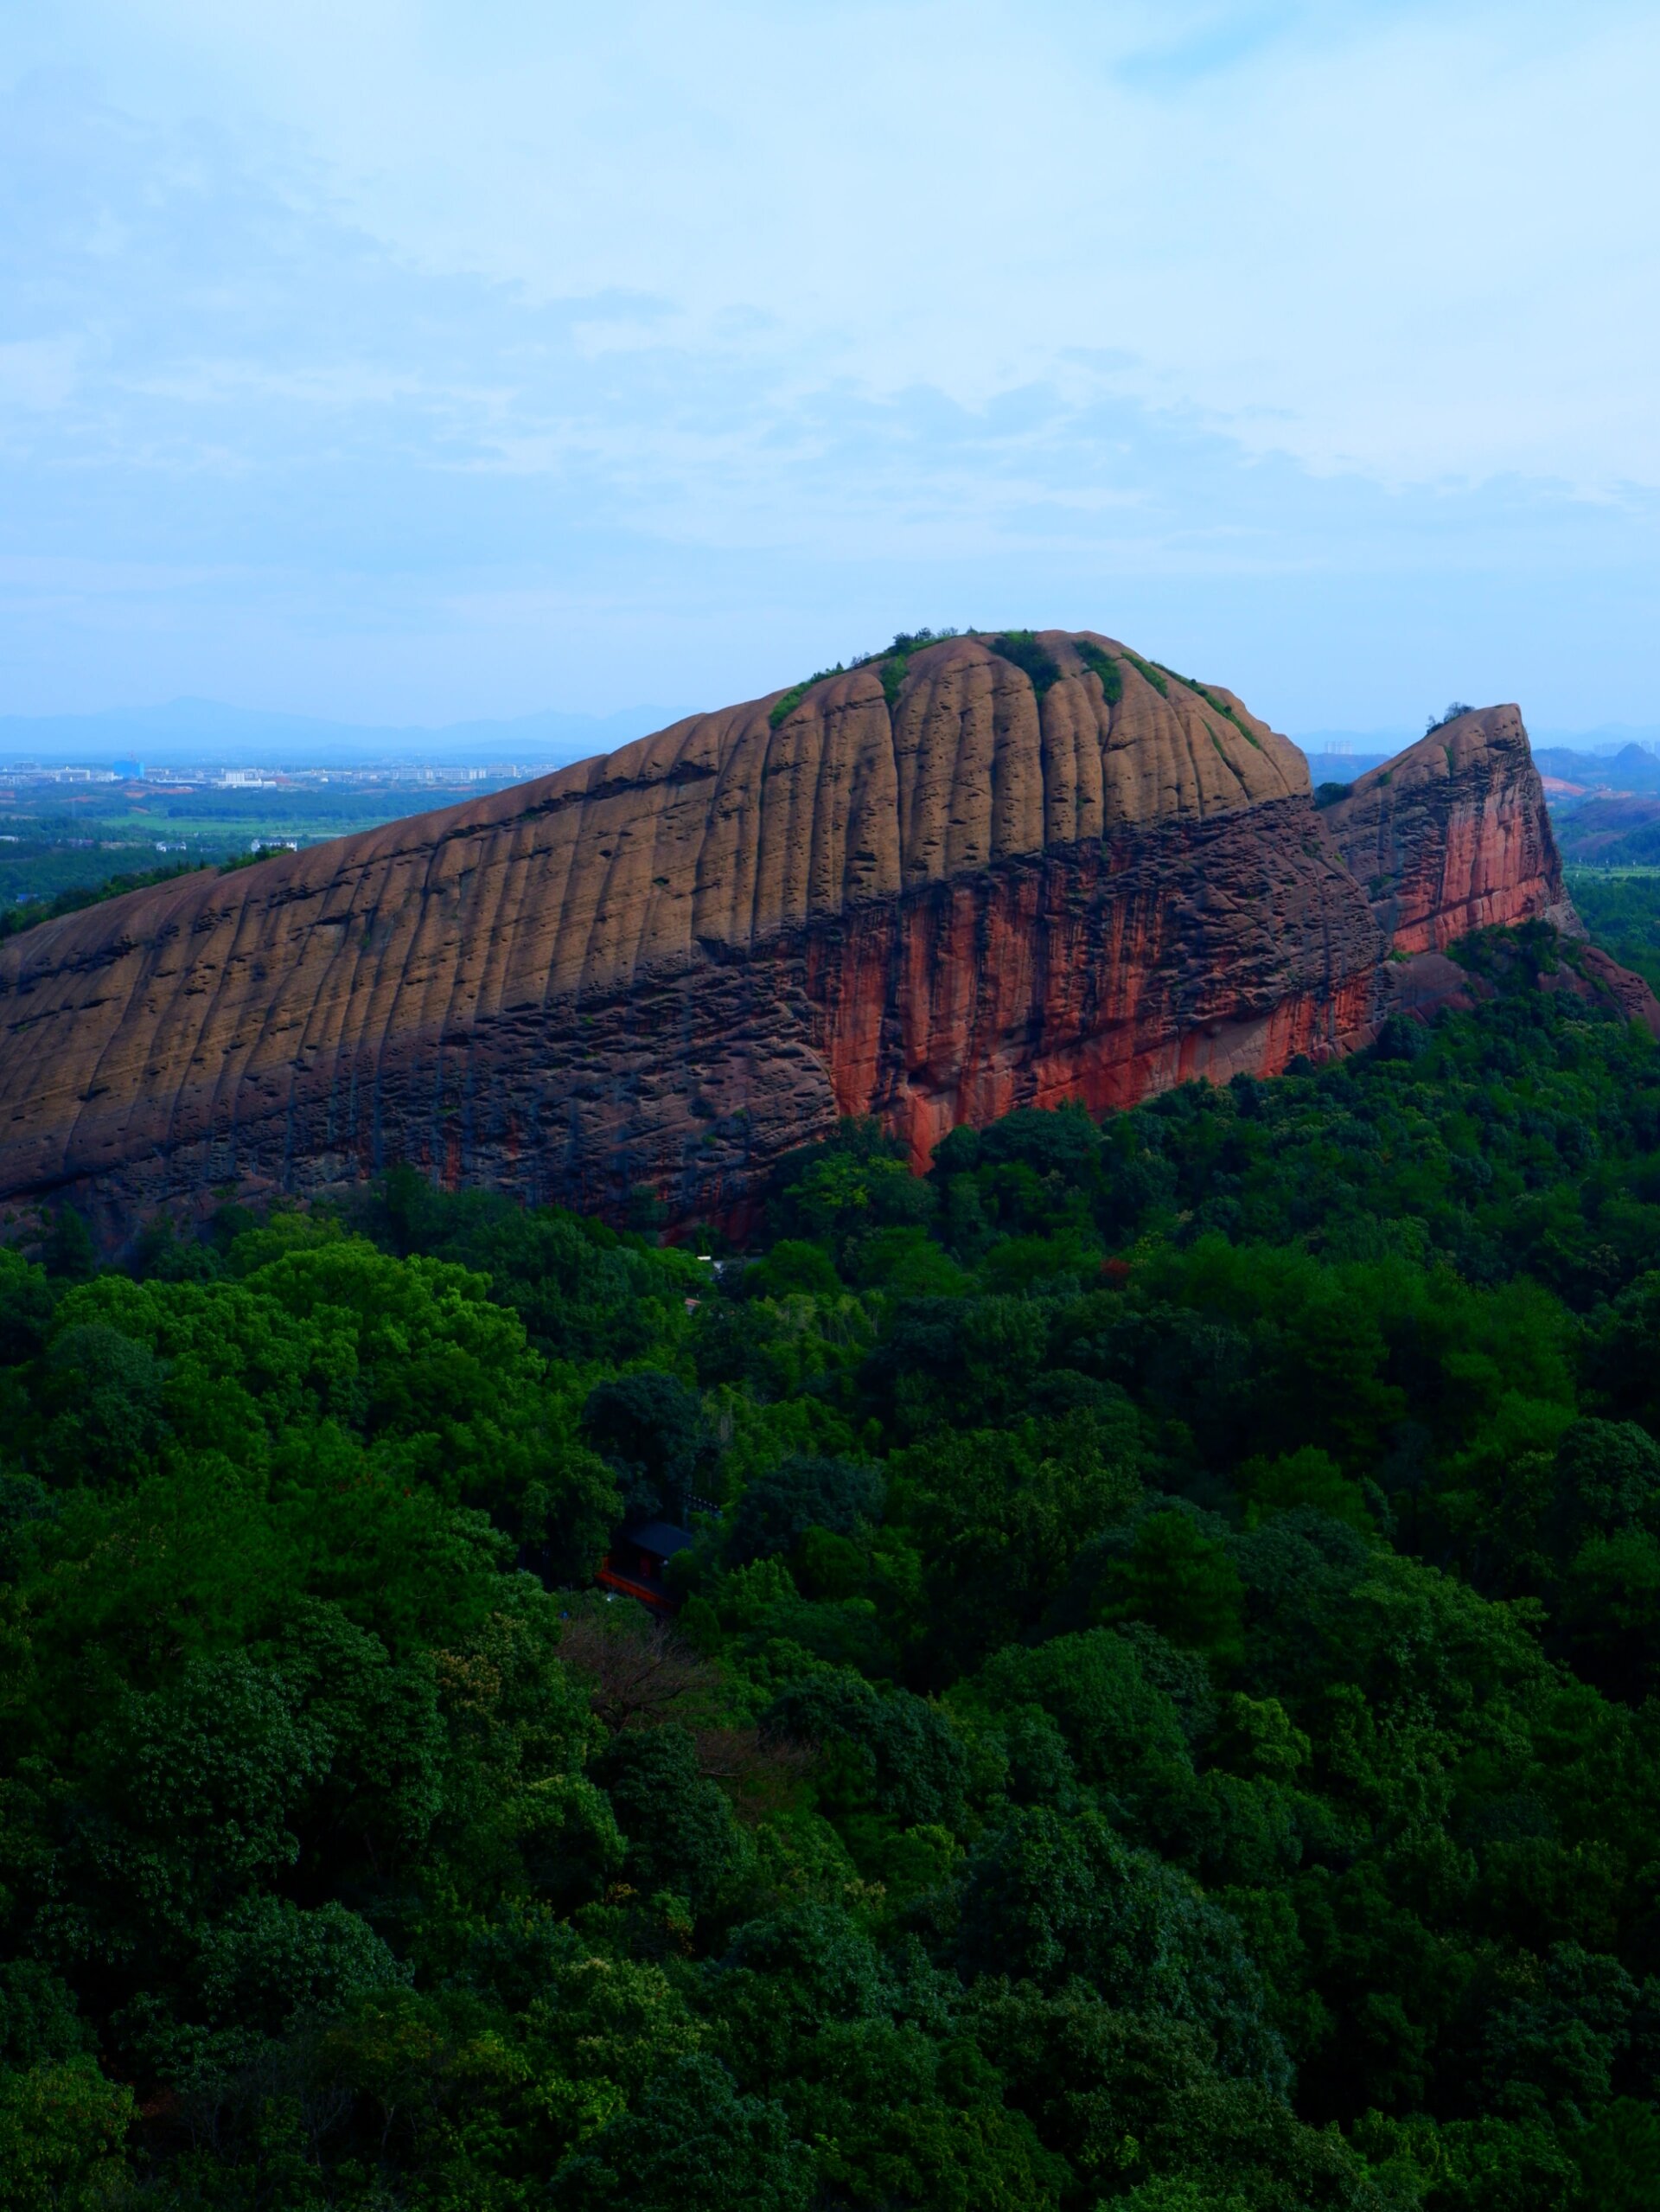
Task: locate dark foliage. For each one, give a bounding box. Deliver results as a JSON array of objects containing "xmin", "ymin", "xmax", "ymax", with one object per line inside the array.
[
  {"xmin": 1569, "ymin": 872, "xmax": 1660, "ymax": 993},
  {"xmin": 0, "ymin": 857, "xmax": 212, "ymax": 942},
  {"xmin": 583, "ymin": 1368, "xmax": 712, "ymax": 1519},
  {"xmin": 725, "ymin": 1454, "xmax": 883, "ymax": 1564},
  {"xmin": 1076, "ymin": 638, "xmax": 1124, "ymax": 703},
  {"xmin": 992, "ymin": 630, "xmax": 1063, "ymax": 694},
  {"xmin": 768, "ymin": 664, "xmax": 846, "ymax": 731}
]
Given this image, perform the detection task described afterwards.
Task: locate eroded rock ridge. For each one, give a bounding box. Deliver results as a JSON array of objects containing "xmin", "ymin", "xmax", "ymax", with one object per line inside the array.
[
  {"xmin": 1325, "ymin": 707, "xmax": 1572, "ymax": 951},
  {"xmin": 0, "ymin": 636, "xmax": 1569, "ymax": 1234}
]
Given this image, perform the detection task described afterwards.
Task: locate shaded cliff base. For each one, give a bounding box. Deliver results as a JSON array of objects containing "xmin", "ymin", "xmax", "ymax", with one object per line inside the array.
[
  {"xmin": 0, "ymin": 796, "xmax": 1382, "ymax": 1251},
  {"xmin": 1382, "ymin": 921, "xmax": 1660, "ymax": 1041},
  {"xmin": 7, "ymin": 918, "xmax": 1657, "ymax": 1264}
]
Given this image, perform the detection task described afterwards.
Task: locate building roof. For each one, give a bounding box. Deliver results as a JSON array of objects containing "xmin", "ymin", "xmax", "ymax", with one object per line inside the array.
[{"xmin": 623, "ymin": 1521, "xmax": 695, "ymax": 1559}]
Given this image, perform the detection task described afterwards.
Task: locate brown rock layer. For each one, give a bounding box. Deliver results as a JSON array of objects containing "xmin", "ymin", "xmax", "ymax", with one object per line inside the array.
[{"xmin": 0, "ymin": 636, "xmax": 1570, "ymax": 1236}]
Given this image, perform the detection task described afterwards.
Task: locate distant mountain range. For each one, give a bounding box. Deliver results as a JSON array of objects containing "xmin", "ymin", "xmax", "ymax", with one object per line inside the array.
[
  {"xmin": 1552, "ymin": 796, "xmax": 1660, "ymax": 867},
  {"xmin": 1531, "ymin": 724, "xmax": 1660, "ymax": 753},
  {"xmin": 0, "ymin": 697, "xmax": 671, "ymax": 770},
  {"xmin": 1297, "ymin": 722, "xmax": 1660, "ymax": 758},
  {"xmin": 1296, "ymin": 727, "xmax": 1660, "ymax": 802},
  {"xmin": 1300, "ymin": 751, "xmax": 1395, "ymax": 790},
  {"xmin": 1532, "ymin": 743, "xmax": 1660, "ymax": 794}
]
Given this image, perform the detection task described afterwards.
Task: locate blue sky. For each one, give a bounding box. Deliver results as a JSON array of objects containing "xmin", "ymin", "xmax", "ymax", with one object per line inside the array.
[{"xmin": 1, "ymin": 1, "xmax": 1657, "ymax": 736}]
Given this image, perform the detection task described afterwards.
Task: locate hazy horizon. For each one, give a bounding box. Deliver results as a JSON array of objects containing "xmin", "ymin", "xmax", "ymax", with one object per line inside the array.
[{"xmin": 3, "ymin": 688, "xmax": 1656, "ymax": 776}]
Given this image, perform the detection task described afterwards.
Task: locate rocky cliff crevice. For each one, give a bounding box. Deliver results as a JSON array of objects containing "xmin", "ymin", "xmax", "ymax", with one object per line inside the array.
[{"xmin": 0, "ymin": 636, "xmax": 1575, "ymax": 1236}]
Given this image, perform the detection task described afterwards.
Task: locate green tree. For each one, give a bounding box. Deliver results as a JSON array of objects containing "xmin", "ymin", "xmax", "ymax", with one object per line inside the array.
[
  {"xmin": 1096, "ymin": 1512, "xmax": 1248, "ymax": 1671},
  {"xmin": 552, "ymin": 2052, "xmax": 813, "ymax": 2212},
  {"xmin": 0, "ymin": 2057, "xmax": 134, "ymax": 2211},
  {"xmin": 593, "ymin": 1724, "xmax": 746, "ymax": 1914}
]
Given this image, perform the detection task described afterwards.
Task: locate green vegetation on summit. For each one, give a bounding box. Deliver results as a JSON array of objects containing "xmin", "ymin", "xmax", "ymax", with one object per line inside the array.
[{"xmin": 5, "ymin": 921, "xmax": 1660, "ymax": 2206}]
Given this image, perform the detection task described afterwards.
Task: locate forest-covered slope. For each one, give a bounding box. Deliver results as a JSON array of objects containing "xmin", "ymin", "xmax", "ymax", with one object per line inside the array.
[
  {"xmin": 3, "ymin": 921, "xmax": 1660, "ymax": 2208},
  {"xmin": 1568, "ymin": 873, "xmax": 1660, "ymax": 995}
]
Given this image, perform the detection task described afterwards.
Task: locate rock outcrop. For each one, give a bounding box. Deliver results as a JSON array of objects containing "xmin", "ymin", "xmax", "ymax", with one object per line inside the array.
[
  {"xmin": 1323, "ymin": 706, "xmax": 1573, "ymax": 952},
  {"xmin": 0, "ymin": 635, "xmax": 1572, "ymax": 1237}
]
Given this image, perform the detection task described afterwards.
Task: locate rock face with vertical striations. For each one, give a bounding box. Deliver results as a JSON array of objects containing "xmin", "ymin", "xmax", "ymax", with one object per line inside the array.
[
  {"xmin": 1323, "ymin": 706, "xmax": 1575, "ymax": 953},
  {"xmin": 0, "ymin": 634, "xmax": 1574, "ymax": 1238}
]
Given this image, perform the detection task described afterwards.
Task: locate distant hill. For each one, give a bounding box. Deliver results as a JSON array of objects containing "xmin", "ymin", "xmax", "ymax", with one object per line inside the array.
[
  {"xmin": 1297, "ymin": 727, "xmax": 1660, "ymax": 801},
  {"xmin": 0, "ymin": 698, "xmax": 670, "ymax": 771},
  {"xmin": 1532, "ymin": 722, "xmax": 1660, "ymax": 753},
  {"xmin": 1534, "ymin": 742, "xmax": 1660, "ymax": 795},
  {"xmin": 1299, "ymin": 750, "xmax": 1394, "ymax": 792},
  {"xmin": 1554, "ymin": 794, "xmax": 1660, "ymax": 866}
]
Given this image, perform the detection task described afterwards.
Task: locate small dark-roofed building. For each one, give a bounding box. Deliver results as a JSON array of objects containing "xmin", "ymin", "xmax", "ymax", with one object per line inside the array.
[{"xmin": 595, "ymin": 1520, "xmax": 694, "ymax": 1612}]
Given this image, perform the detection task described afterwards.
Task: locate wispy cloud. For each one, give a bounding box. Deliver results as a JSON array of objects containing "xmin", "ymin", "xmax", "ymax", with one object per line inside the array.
[{"xmin": 0, "ymin": 6, "xmax": 1656, "ymax": 730}]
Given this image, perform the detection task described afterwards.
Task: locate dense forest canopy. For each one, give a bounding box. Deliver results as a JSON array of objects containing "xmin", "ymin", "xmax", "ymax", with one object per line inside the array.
[
  {"xmin": 5, "ymin": 920, "xmax": 1660, "ymax": 2208},
  {"xmin": 1567, "ymin": 872, "xmax": 1660, "ymax": 996}
]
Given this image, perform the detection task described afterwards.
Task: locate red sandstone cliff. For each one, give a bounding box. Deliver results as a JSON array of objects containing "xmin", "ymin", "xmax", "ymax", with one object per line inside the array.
[
  {"xmin": 0, "ymin": 637, "xmax": 1571, "ymax": 1235},
  {"xmin": 1323, "ymin": 706, "xmax": 1573, "ymax": 953}
]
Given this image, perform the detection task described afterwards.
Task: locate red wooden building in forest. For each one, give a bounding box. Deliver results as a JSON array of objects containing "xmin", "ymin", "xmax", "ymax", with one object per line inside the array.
[{"xmin": 595, "ymin": 1520, "xmax": 694, "ymax": 1612}]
